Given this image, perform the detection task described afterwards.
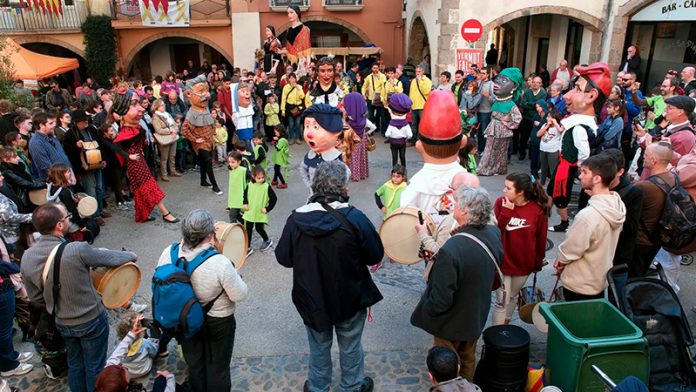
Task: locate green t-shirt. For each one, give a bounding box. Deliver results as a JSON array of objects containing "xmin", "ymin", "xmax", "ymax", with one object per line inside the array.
[
  {"xmin": 375, "ymin": 181, "xmax": 407, "ymax": 218},
  {"xmin": 645, "ymin": 95, "xmax": 666, "ymax": 130}
]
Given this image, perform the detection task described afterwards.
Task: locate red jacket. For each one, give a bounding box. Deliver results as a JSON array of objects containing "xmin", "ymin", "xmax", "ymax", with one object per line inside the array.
[
  {"xmin": 217, "ymin": 85, "xmax": 234, "ymax": 118},
  {"xmin": 494, "ymin": 197, "xmax": 548, "ymax": 275}
]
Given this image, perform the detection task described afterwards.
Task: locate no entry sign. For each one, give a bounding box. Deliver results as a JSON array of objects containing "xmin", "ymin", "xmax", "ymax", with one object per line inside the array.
[{"xmin": 461, "ymin": 19, "xmax": 483, "ymax": 42}]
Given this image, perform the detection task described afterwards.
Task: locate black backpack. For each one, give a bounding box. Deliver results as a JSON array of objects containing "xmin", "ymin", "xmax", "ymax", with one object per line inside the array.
[{"xmin": 647, "ymin": 173, "xmax": 696, "ymax": 254}]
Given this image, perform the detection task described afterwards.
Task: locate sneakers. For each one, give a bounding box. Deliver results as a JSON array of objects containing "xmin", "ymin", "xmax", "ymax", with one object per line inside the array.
[
  {"xmin": 117, "ymin": 202, "xmax": 129, "ymax": 211},
  {"xmin": 1, "ymin": 363, "xmax": 33, "ymax": 377},
  {"xmin": 548, "ymin": 220, "xmax": 569, "ymax": 232},
  {"xmin": 246, "ymin": 249, "xmax": 254, "ymax": 258},
  {"xmin": 260, "ymin": 239, "xmax": 273, "ymax": 251},
  {"xmin": 277, "ymin": 183, "xmax": 287, "ymax": 189},
  {"xmin": 369, "ymin": 261, "xmax": 383, "ymax": 273},
  {"xmin": 16, "ymin": 352, "xmax": 32, "ymax": 363},
  {"xmin": 271, "ymin": 180, "xmax": 278, "ymax": 186},
  {"xmin": 212, "ymin": 187, "xmax": 223, "ymax": 196},
  {"xmin": 200, "ymin": 181, "xmax": 212, "ymax": 188},
  {"xmin": 128, "ymin": 302, "xmax": 148, "ymax": 313},
  {"xmin": 360, "ymin": 377, "xmax": 374, "ymax": 392}
]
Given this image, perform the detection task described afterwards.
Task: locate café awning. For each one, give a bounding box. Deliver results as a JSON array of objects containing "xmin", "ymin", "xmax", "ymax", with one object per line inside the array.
[{"xmin": 2, "ymin": 37, "xmax": 79, "ymax": 80}]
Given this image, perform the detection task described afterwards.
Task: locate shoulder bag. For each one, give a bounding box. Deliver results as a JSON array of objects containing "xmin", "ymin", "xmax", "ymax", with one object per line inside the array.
[
  {"xmin": 370, "ymin": 75, "xmax": 383, "ymax": 107},
  {"xmin": 453, "ymin": 232, "xmax": 504, "ymax": 294}
]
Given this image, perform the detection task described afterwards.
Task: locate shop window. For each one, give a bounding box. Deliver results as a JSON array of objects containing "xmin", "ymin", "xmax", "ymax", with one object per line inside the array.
[{"xmin": 684, "ymin": 24, "xmax": 696, "ymax": 64}]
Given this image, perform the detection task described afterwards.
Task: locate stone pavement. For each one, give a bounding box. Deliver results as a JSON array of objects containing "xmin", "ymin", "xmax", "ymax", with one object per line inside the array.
[{"xmin": 4, "ymin": 134, "xmax": 696, "ymax": 391}]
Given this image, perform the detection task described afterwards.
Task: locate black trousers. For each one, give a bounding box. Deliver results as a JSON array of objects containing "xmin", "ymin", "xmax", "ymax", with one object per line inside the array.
[
  {"xmin": 245, "ymin": 221, "xmax": 268, "ymax": 246},
  {"xmin": 630, "ymin": 243, "xmax": 661, "ymax": 278},
  {"xmin": 390, "ymin": 143, "xmax": 406, "ymax": 167},
  {"xmin": 563, "ymin": 287, "xmax": 604, "ymax": 302},
  {"xmin": 273, "ymin": 164, "xmax": 285, "ymax": 184},
  {"xmin": 198, "ymin": 149, "xmax": 218, "ymax": 188},
  {"xmin": 181, "ymin": 314, "xmax": 236, "ymax": 392},
  {"xmin": 513, "ymin": 118, "xmax": 533, "ymax": 156}
]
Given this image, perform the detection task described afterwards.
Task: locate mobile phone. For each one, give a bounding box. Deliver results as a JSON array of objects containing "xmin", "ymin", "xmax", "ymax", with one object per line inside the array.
[{"xmin": 418, "ymin": 210, "xmax": 424, "ymax": 225}]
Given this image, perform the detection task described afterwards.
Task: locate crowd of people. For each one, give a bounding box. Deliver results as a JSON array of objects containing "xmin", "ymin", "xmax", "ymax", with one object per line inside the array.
[{"xmin": 0, "ymin": 14, "xmax": 695, "ymax": 392}]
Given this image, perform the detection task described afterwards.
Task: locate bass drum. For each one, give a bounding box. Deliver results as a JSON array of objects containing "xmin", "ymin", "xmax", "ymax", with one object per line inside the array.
[
  {"xmin": 90, "ymin": 262, "xmax": 141, "ymax": 309},
  {"xmin": 214, "ymin": 221, "xmax": 249, "ymax": 269},
  {"xmin": 379, "ymin": 207, "xmax": 435, "ymax": 264}
]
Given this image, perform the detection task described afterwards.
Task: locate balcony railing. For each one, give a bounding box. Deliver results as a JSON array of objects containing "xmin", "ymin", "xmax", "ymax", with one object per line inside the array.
[
  {"xmin": 323, "ymin": 0, "xmax": 362, "ymax": 11},
  {"xmin": 0, "ymin": 0, "xmax": 87, "ymax": 32},
  {"xmin": 270, "ymin": 0, "xmax": 309, "ymax": 12}
]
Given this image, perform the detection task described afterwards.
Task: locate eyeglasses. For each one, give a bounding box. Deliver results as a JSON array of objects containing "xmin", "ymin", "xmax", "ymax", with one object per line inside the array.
[{"xmin": 61, "ymin": 213, "xmax": 72, "ymax": 222}]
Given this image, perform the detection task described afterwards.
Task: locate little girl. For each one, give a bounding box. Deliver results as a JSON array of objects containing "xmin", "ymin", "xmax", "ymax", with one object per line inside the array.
[
  {"xmin": 374, "ymin": 164, "xmax": 407, "ymax": 219},
  {"xmin": 251, "ymin": 132, "xmax": 268, "ymax": 173},
  {"xmin": 458, "ymin": 137, "xmax": 478, "ymax": 174},
  {"xmin": 242, "ymin": 166, "xmax": 277, "ymax": 253},
  {"xmin": 227, "ymin": 151, "xmax": 250, "ymax": 223},
  {"xmin": 263, "ymin": 94, "xmax": 281, "ymax": 142},
  {"xmin": 214, "ymin": 117, "xmax": 228, "ymax": 164},
  {"xmin": 384, "ymin": 93, "xmax": 413, "ymax": 167},
  {"xmin": 492, "ymin": 172, "xmax": 549, "ymax": 325},
  {"xmin": 271, "ymin": 124, "xmax": 290, "ymax": 189}
]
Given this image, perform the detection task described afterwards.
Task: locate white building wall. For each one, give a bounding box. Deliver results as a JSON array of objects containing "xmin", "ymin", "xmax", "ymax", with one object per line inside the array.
[{"xmin": 232, "ymin": 12, "xmax": 261, "ymax": 71}]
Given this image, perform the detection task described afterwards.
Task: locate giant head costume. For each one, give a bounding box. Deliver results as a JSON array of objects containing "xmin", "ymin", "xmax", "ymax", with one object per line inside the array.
[
  {"xmin": 302, "ymin": 103, "xmax": 343, "ymax": 155},
  {"xmin": 491, "ymin": 67, "xmax": 524, "ymax": 114},
  {"xmin": 564, "ymin": 62, "xmax": 611, "ymax": 116},
  {"xmin": 184, "ymin": 75, "xmax": 210, "ymax": 112},
  {"xmin": 415, "ymin": 89, "xmax": 467, "ymax": 163},
  {"xmin": 111, "ymin": 90, "xmax": 143, "ymax": 126}
]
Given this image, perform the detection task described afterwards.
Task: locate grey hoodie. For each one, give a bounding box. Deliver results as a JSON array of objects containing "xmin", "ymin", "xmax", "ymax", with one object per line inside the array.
[{"xmin": 558, "ymin": 192, "xmax": 626, "ymax": 295}]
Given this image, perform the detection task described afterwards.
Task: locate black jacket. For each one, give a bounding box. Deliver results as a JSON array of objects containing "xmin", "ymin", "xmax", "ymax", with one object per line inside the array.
[
  {"xmin": 451, "ymin": 81, "xmax": 466, "ymax": 106},
  {"xmin": 612, "ymin": 176, "xmax": 643, "ymax": 266},
  {"xmin": 0, "ymin": 161, "xmax": 45, "ymax": 212},
  {"xmin": 411, "ymin": 225, "xmax": 502, "ymax": 342},
  {"xmin": 619, "ymin": 55, "xmax": 641, "ymax": 76},
  {"xmin": 275, "ymin": 199, "xmax": 384, "ymax": 332},
  {"xmin": 63, "ymin": 125, "xmax": 103, "ymax": 176}
]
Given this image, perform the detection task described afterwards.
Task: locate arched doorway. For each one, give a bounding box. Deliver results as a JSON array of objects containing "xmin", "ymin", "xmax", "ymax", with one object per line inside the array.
[
  {"xmin": 20, "ymin": 42, "xmax": 87, "ymax": 91},
  {"xmin": 409, "ymin": 16, "xmax": 429, "ymax": 66},
  {"xmin": 126, "ymin": 37, "xmax": 232, "ymax": 80}
]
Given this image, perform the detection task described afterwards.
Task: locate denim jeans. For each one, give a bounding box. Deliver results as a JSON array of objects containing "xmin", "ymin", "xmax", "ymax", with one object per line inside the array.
[
  {"xmin": 55, "ymin": 311, "xmax": 109, "ymax": 392},
  {"xmin": 287, "ymin": 115, "xmax": 301, "ymax": 141},
  {"xmin": 0, "ymin": 289, "xmax": 18, "ymax": 372},
  {"xmin": 476, "ymin": 112, "xmax": 491, "ymax": 153},
  {"xmin": 80, "ymin": 169, "xmax": 104, "ymax": 216},
  {"xmin": 305, "ymin": 308, "xmax": 367, "ymax": 392}
]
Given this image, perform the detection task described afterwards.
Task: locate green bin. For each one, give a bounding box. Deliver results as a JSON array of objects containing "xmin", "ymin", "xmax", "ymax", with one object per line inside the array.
[{"xmin": 539, "ymin": 299, "xmax": 649, "ymax": 392}]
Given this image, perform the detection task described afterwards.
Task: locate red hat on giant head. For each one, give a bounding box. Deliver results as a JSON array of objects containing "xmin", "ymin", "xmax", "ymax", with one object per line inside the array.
[
  {"xmin": 576, "ymin": 62, "xmax": 612, "ymax": 97},
  {"xmin": 419, "ymin": 90, "xmax": 462, "ymax": 145}
]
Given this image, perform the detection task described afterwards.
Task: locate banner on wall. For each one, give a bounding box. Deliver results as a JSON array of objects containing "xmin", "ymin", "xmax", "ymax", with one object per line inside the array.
[
  {"xmin": 456, "ymin": 48, "xmax": 483, "ymax": 71},
  {"xmin": 138, "ymin": 0, "xmax": 189, "ymax": 27}
]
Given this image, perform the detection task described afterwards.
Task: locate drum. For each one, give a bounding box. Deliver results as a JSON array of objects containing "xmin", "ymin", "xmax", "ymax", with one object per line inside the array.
[
  {"xmin": 214, "ymin": 221, "xmax": 248, "ymax": 269},
  {"xmin": 379, "ymin": 207, "xmax": 435, "ymax": 264},
  {"xmin": 28, "ymin": 189, "xmax": 48, "ymax": 206},
  {"xmin": 474, "ymin": 325, "xmax": 531, "ymax": 392},
  {"xmin": 81, "ymin": 141, "xmax": 102, "ymax": 171},
  {"xmin": 90, "ymin": 262, "xmax": 140, "ymax": 309},
  {"xmin": 75, "ymin": 193, "xmax": 98, "ymax": 218}
]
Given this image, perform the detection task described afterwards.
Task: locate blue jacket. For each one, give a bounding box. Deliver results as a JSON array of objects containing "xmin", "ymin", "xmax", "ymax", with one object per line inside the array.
[
  {"xmin": 28, "ymin": 132, "xmax": 71, "ymax": 181},
  {"xmin": 624, "ymin": 89, "xmax": 643, "ymax": 134},
  {"xmin": 594, "ymin": 115, "xmax": 624, "ymax": 152},
  {"xmin": 275, "ymin": 199, "xmax": 383, "ymax": 332}
]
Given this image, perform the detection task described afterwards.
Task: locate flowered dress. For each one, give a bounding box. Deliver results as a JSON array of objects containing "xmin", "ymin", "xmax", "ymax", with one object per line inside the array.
[
  {"xmin": 478, "ymin": 106, "xmax": 522, "ymax": 176},
  {"xmin": 114, "ymin": 125, "xmax": 165, "ymax": 223},
  {"xmin": 349, "ymin": 133, "xmax": 369, "ymax": 181}
]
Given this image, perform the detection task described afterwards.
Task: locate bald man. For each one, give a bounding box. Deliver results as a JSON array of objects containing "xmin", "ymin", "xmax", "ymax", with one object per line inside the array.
[
  {"xmin": 681, "ymin": 66, "xmax": 696, "ymax": 96},
  {"xmin": 417, "ymin": 172, "xmax": 481, "ymax": 280},
  {"xmin": 632, "ymin": 142, "xmax": 674, "ymax": 277}
]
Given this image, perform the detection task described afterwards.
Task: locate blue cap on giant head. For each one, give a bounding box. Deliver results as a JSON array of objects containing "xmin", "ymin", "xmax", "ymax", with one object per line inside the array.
[{"xmin": 302, "ymin": 104, "xmax": 343, "ymax": 133}]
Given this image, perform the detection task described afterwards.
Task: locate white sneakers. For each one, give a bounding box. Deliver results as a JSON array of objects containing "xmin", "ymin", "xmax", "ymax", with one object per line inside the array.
[{"xmin": 1, "ymin": 352, "xmax": 34, "ymax": 377}]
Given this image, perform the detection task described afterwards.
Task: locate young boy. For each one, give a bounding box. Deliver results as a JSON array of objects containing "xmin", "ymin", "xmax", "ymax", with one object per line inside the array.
[
  {"xmin": 251, "ymin": 132, "xmax": 268, "ymax": 173},
  {"xmin": 384, "ymin": 93, "xmax": 413, "ymax": 167},
  {"xmin": 107, "ymin": 312, "xmax": 159, "ymax": 379},
  {"xmin": 427, "ymin": 346, "xmax": 481, "ymax": 391},
  {"xmin": 227, "ymin": 150, "xmax": 250, "ymax": 223}
]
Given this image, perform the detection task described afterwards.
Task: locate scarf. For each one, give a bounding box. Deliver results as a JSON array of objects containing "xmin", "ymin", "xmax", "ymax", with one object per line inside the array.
[
  {"xmin": 389, "ymin": 118, "xmax": 409, "ymax": 128},
  {"xmin": 155, "ymin": 110, "xmax": 176, "ymax": 128},
  {"xmin": 343, "ymin": 92, "xmax": 367, "ymax": 136}
]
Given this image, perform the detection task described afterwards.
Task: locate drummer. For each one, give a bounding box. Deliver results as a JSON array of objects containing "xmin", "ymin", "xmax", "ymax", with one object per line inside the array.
[{"xmin": 21, "ymin": 202, "xmax": 139, "ymax": 392}]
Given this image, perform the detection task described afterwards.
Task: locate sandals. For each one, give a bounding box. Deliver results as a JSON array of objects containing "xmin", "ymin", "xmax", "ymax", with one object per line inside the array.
[{"xmin": 163, "ymin": 213, "xmax": 180, "ymax": 223}]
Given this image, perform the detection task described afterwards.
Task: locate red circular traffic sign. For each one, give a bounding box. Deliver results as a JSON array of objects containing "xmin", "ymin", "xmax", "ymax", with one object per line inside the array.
[{"xmin": 461, "ymin": 19, "xmax": 483, "ymax": 42}]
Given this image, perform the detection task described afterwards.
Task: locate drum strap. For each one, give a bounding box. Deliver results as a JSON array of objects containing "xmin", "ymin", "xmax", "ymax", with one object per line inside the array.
[
  {"xmin": 41, "ymin": 241, "xmax": 68, "ymax": 317},
  {"xmin": 453, "ymin": 233, "xmax": 506, "ymax": 299},
  {"xmin": 320, "ymin": 202, "xmax": 360, "ymax": 241}
]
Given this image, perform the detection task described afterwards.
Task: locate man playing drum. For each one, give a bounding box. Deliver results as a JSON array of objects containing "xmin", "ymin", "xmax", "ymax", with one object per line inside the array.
[{"xmin": 21, "ymin": 202, "xmax": 138, "ymax": 392}]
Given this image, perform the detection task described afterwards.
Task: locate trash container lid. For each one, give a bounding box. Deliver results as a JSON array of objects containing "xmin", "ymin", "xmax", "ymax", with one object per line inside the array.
[{"xmin": 482, "ymin": 325, "xmax": 530, "ymax": 349}]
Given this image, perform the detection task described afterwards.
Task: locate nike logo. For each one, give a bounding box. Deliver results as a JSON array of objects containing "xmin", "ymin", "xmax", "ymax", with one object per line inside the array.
[{"xmin": 505, "ymin": 217, "xmax": 530, "ymax": 231}]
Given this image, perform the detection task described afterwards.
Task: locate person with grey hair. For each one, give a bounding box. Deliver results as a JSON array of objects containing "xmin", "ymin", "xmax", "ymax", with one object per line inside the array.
[
  {"xmin": 411, "ymin": 186, "xmax": 503, "ymax": 382},
  {"xmin": 275, "ymin": 160, "xmax": 383, "ymax": 392},
  {"xmin": 156, "ymin": 209, "xmax": 248, "ymax": 391}
]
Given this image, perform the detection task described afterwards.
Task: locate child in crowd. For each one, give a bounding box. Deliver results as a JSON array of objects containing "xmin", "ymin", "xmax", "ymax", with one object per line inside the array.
[
  {"xmin": 264, "ymin": 94, "xmax": 281, "ymax": 142},
  {"xmin": 233, "ymin": 141, "xmax": 253, "ymax": 169},
  {"xmin": 271, "ymin": 124, "xmax": 290, "ymax": 189},
  {"xmin": 108, "ymin": 312, "xmax": 158, "ymax": 379},
  {"xmin": 214, "ymin": 117, "xmax": 228, "ymax": 164},
  {"xmin": 242, "ymin": 166, "xmax": 277, "ymax": 253},
  {"xmin": 375, "ymin": 164, "xmax": 407, "ymax": 220},
  {"xmin": 384, "ymin": 93, "xmax": 413, "ymax": 167},
  {"xmin": 458, "ymin": 137, "xmax": 478, "ymax": 174},
  {"xmin": 426, "ymin": 346, "xmax": 481, "ymax": 391},
  {"xmin": 227, "ymin": 150, "xmax": 250, "ymax": 224},
  {"xmin": 174, "ymin": 115, "xmax": 188, "ymax": 174},
  {"xmin": 529, "ymin": 100, "xmax": 549, "ymax": 179},
  {"xmin": 251, "ymin": 132, "xmax": 268, "ymax": 173},
  {"xmin": 537, "ymin": 109, "xmax": 563, "ymax": 186}
]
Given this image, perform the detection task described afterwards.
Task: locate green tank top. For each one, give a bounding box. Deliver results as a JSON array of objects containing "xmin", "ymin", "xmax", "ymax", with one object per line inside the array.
[
  {"xmin": 227, "ymin": 166, "xmax": 247, "ymax": 209},
  {"xmin": 243, "ymin": 182, "xmax": 270, "ymax": 223}
]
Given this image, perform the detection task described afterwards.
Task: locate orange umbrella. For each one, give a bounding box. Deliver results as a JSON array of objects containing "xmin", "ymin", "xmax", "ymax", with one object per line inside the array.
[{"xmin": 2, "ymin": 37, "xmax": 79, "ymax": 80}]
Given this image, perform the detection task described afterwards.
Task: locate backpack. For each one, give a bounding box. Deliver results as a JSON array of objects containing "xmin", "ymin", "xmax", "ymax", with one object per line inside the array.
[
  {"xmin": 647, "ymin": 173, "xmax": 696, "ymax": 254},
  {"xmin": 151, "ymin": 243, "xmax": 224, "ymax": 339}
]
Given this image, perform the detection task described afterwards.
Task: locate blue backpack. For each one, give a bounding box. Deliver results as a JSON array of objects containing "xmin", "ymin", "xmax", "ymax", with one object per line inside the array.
[{"xmin": 151, "ymin": 242, "xmax": 223, "ymax": 339}]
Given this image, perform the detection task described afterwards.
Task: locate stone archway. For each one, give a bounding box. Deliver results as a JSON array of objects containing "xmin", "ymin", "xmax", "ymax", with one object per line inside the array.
[
  {"xmin": 12, "ymin": 36, "xmax": 86, "ymax": 59},
  {"xmin": 276, "ymin": 15, "xmax": 372, "ymax": 45},
  {"xmin": 122, "ymin": 31, "xmax": 233, "ymax": 73},
  {"xmin": 408, "ymin": 15, "xmax": 429, "ymax": 64}
]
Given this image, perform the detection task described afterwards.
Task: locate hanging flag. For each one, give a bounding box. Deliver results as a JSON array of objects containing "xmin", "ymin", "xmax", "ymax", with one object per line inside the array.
[{"xmin": 138, "ymin": 0, "xmax": 188, "ymax": 26}]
